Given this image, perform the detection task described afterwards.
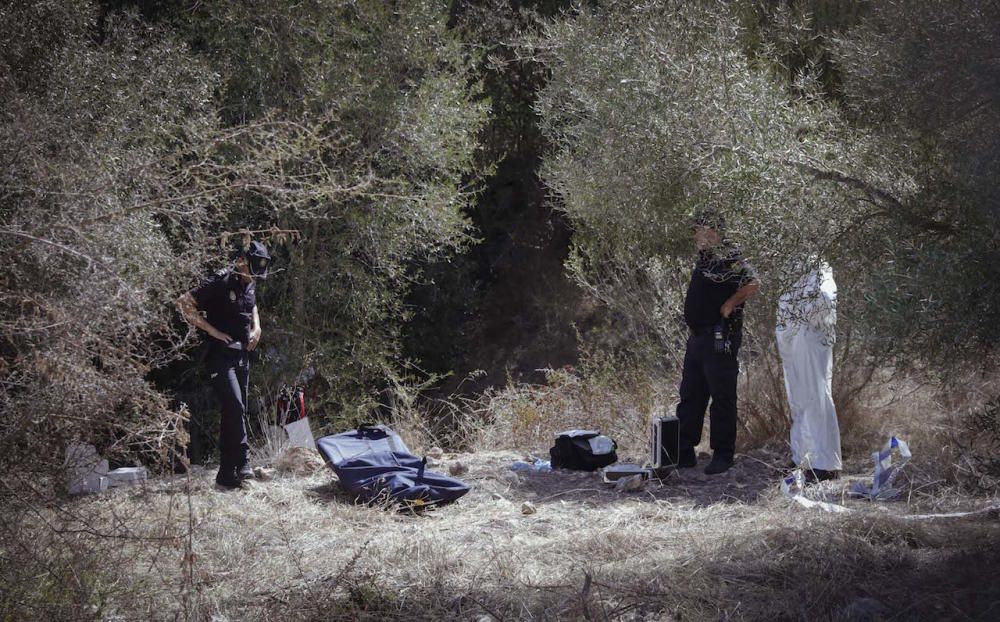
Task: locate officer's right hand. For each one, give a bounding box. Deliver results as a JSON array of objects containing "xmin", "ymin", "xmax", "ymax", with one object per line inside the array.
[
  {"xmin": 211, "ymin": 329, "xmax": 233, "ymax": 344},
  {"xmin": 721, "ymin": 300, "xmax": 735, "ymax": 319}
]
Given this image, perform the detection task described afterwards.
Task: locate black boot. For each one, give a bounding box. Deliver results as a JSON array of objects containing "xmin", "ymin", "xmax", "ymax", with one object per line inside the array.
[
  {"xmin": 215, "ymin": 465, "xmax": 241, "ymax": 490},
  {"xmin": 678, "ymin": 447, "xmax": 697, "ymax": 468},
  {"xmin": 704, "ymin": 451, "xmax": 734, "ymax": 475},
  {"xmin": 237, "ymin": 463, "xmax": 255, "ymax": 481}
]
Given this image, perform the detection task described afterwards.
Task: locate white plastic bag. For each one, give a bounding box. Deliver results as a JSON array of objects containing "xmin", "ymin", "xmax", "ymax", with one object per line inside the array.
[
  {"xmin": 850, "ymin": 436, "xmax": 912, "ymax": 500},
  {"xmin": 284, "ymin": 416, "xmax": 316, "ymax": 449},
  {"xmin": 781, "ymin": 468, "xmax": 849, "ymax": 513},
  {"xmin": 65, "ymin": 442, "xmax": 109, "ymax": 495}
]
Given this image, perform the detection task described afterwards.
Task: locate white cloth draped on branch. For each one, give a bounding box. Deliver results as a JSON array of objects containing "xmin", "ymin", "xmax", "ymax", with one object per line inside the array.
[{"xmin": 776, "ymin": 260, "xmax": 842, "ymax": 472}]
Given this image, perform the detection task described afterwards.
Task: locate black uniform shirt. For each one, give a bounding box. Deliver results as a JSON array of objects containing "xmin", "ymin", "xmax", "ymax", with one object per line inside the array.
[
  {"xmin": 683, "ymin": 245, "xmax": 756, "ymax": 331},
  {"xmin": 190, "ymin": 268, "xmax": 256, "ymax": 347}
]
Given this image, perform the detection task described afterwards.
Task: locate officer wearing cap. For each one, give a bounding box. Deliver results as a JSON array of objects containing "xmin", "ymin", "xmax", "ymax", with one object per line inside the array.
[
  {"xmin": 676, "ymin": 209, "xmax": 759, "ymax": 475},
  {"xmin": 176, "ymin": 241, "xmax": 270, "ymax": 489}
]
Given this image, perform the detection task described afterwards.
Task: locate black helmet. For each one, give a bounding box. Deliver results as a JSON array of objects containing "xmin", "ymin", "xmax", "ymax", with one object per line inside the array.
[{"xmin": 243, "ymin": 240, "xmax": 270, "ymax": 278}]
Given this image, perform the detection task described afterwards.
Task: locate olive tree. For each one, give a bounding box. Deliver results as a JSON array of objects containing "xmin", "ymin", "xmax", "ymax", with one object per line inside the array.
[
  {"xmin": 534, "ymin": 2, "xmax": 879, "ymax": 370},
  {"xmin": 830, "ymin": 0, "xmax": 1000, "ymax": 358}
]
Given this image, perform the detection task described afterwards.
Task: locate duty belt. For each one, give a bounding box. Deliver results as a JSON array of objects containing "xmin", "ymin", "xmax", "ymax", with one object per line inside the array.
[{"xmin": 689, "ymin": 326, "xmax": 714, "ymax": 337}]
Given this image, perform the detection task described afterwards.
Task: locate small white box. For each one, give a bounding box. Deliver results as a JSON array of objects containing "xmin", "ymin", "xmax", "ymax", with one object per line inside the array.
[
  {"xmin": 69, "ymin": 473, "xmax": 110, "ymax": 495},
  {"xmin": 602, "ymin": 463, "xmax": 651, "ymax": 483},
  {"xmin": 106, "ymin": 466, "xmax": 148, "ymax": 487}
]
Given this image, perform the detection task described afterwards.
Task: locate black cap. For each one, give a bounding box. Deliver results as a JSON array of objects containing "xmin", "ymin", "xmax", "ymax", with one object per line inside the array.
[
  {"xmin": 244, "ymin": 241, "xmax": 270, "ymax": 278},
  {"xmin": 691, "ymin": 208, "xmax": 726, "ymax": 232}
]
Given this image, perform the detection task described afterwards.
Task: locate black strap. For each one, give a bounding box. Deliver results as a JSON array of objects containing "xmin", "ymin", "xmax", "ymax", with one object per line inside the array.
[
  {"xmin": 357, "ymin": 424, "xmax": 385, "ymax": 438},
  {"xmin": 417, "ymin": 456, "xmax": 426, "ymax": 482}
]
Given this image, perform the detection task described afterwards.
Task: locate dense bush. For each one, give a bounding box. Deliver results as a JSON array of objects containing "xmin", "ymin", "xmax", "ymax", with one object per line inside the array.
[
  {"xmin": 830, "ymin": 0, "xmax": 1000, "ymax": 358},
  {"xmin": 165, "ymin": 0, "xmax": 490, "ymax": 423},
  {"xmin": 534, "ymin": 1, "xmax": 865, "ymax": 372},
  {"xmin": 0, "ymin": 0, "xmax": 220, "ymax": 478},
  {"xmin": 1, "ymin": 0, "xmax": 489, "ymax": 479},
  {"xmin": 1, "ymin": 6, "xmax": 219, "ymax": 614}
]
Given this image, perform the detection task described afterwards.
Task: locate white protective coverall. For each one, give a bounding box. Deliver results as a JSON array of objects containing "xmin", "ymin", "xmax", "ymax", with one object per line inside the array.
[{"xmin": 775, "ymin": 261, "xmax": 842, "ymax": 471}]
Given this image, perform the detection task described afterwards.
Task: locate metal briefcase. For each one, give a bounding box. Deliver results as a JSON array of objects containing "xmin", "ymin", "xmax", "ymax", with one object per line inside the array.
[{"xmin": 650, "ymin": 415, "xmax": 680, "ymax": 469}]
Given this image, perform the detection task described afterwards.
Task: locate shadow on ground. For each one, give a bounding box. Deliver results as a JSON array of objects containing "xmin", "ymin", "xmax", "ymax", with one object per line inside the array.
[{"xmin": 248, "ymin": 507, "xmax": 1000, "ymax": 621}]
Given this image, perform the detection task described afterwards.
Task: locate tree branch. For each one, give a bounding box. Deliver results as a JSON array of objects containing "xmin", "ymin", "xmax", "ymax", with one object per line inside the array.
[{"xmin": 788, "ymin": 159, "xmax": 957, "ymax": 235}]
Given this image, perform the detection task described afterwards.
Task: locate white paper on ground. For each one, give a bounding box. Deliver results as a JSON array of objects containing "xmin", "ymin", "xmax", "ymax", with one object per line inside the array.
[
  {"xmin": 781, "ymin": 468, "xmax": 850, "ymax": 513},
  {"xmin": 283, "ymin": 416, "xmax": 316, "ymax": 448},
  {"xmin": 790, "ymin": 494, "xmax": 851, "ymax": 513}
]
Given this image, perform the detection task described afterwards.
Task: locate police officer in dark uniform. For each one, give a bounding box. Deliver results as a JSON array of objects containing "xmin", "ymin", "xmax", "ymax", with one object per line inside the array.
[
  {"xmin": 677, "ymin": 210, "xmax": 759, "ymax": 475},
  {"xmin": 176, "ymin": 241, "xmax": 270, "ymax": 489}
]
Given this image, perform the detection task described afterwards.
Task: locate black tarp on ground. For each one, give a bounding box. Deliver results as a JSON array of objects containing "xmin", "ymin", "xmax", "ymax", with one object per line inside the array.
[{"xmin": 316, "ymin": 425, "xmax": 470, "ymax": 506}]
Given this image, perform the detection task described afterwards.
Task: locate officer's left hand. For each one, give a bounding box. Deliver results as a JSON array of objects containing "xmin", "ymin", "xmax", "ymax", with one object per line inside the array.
[
  {"xmin": 248, "ymin": 326, "xmax": 262, "ymax": 351},
  {"xmin": 720, "ymin": 301, "xmax": 735, "ymax": 319}
]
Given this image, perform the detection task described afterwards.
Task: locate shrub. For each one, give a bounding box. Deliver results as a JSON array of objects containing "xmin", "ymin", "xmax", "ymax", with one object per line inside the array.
[
  {"xmin": 955, "ymin": 396, "xmax": 1000, "ymax": 494},
  {"xmin": 165, "ymin": 0, "xmax": 490, "ymax": 426},
  {"xmin": 0, "ymin": 0, "xmax": 218, "ymax": 481}
]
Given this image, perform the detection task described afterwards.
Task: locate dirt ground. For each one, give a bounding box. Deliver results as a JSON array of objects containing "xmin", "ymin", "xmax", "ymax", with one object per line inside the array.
[{"xmin": 436, "ymin": 447, "xmax": 988, "ymax": 514}]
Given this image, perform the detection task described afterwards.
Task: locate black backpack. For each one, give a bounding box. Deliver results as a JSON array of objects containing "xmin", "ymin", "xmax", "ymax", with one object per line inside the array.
[{"xmin": 550, "ymin": 430, "xmax": 618, "ymax": 471}]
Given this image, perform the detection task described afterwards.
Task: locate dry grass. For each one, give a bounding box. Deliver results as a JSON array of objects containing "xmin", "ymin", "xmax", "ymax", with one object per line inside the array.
[
  {"xmin": 5, "ymin": 441, "xmax": 999, "ymax": 621},
  {"xmin": 469, "ymin": 370, "xmax": 658, "ymax": 460},
  {"xmin": 4, "ymin": 367, "xmax": 1000, "ymax": 621}
]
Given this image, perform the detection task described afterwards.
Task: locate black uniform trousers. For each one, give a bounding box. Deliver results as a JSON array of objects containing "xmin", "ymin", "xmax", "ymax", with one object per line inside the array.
[
  {"xmin": 207, "ymin": 346, "xmax": 250, "ymax": 472},
  {"xmin": 676, "ymin": 331, "xmax": 741, "ymax": 457}
]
